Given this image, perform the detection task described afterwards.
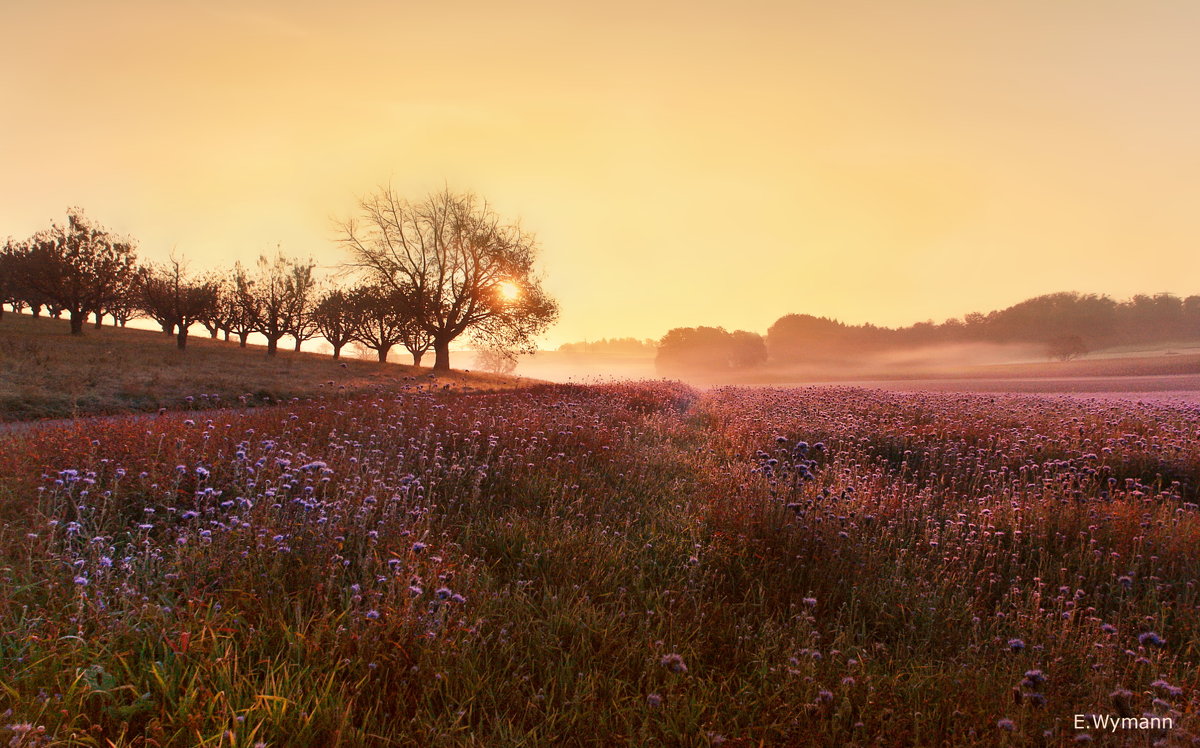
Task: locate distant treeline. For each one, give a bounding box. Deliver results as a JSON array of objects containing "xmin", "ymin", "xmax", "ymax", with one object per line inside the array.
[
  {"xmin": 557, "ymin": 337, "xmax": 657, "ymax": 355},
  {"xmin": 656, "ymin": 292, "xmax": 1200, "ymax": 373}
]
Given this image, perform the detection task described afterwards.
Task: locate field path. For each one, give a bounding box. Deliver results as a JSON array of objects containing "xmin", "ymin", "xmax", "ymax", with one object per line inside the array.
[{"xmin": 0, "ymin": 406, "xmax": 243, "ymax": 439}]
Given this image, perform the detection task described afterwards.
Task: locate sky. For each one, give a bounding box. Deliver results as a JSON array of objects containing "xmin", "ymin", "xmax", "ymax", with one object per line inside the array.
[{"xmin": 3, "ymin": 0, "xmax": 1200, "ymax": 348}]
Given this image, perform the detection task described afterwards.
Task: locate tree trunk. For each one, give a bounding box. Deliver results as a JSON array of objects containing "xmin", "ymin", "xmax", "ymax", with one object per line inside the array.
[
  {"xmin": 177, "ymin": 326, "xmax": 189, "ymax": 350},
  {"xmin": 223, "ymin": 330, "xmax": 230, "ymax": 342},
  {"xmin": 332, "ymin": 344, "xmax": 342, "ymax": 360},
  {"xmin": 238, "ymin": 333, "xmax": 248, "ymax": 348},
  {"xmin": 294, "ymin": 338, "xmax": 303, "ymax": 352},
  {"xmin": 94, "ymin": 311, "xmax": 104, "ymax": 329},
  {"xmin": 377, "ymin": 345, "xmax": 390, "ymax": 363},
  {"xmin": 412, "ymin": 350, "xmax": 424, "ymax": 367},
  {"xmin": 162, "ymin": 321, "xmax": 175, "ymax": 336},
  {"xmin": 31, "ymin": 305, "xmax": 41, "ymax": 318},
  {"xmin": 210, "ymin": 328, "xmax": 219, "ymax": 339},
  {"xmin": 432, "ymin": 338, "xmax": 451, "ymax": 371},
  {"xmin": 69, "ymin": 309, "xmax": 85, "ymax": 335},
  {"xmin": 267, "ymin": 337, "xmax": 278, "ymax": 356}
]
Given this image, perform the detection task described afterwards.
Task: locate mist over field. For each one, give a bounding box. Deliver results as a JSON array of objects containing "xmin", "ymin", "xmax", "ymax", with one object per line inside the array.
[
  {"xmin": 522, "ymin": 303, "xmax": 1200, "ymax": 388},
  {"xmin": 512, "ymin": 343, "xmax": 1040, "ymax": 384},
  {"xmin": 514, "ymin": 350, "xmax": 657, "ymax": 383}
]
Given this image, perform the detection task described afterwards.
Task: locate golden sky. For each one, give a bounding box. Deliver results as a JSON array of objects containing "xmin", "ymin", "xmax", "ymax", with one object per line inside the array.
[{"xmin": 3, "ymin": 0, "xmax": 1199, "ymax": 347}]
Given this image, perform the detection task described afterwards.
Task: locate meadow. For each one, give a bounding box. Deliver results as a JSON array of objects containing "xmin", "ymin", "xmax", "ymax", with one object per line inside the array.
[
  {"xmin": 1, "ymin": 381, "xmax": 1198, "ymax": 746},
  {"xmin": 0, "ymin": 314, "xmax": 518, "ymax": 422}
]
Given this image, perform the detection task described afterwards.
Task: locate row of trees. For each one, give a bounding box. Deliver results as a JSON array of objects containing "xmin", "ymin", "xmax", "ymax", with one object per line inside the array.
[
  {"xmin": 0, "ymin": 189, "xmax": 559, "ymax": 370},
  {"xmin": 0, "ymin": 210, "xmax": 137, "ymax": 335},
  {"xmin": 0, "ymin": 219, "xmax": 418, "ymax": 360}
]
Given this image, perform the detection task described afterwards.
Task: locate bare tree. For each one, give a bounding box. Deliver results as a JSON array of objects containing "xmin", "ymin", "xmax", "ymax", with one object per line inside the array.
[
  {"xmin": 13, "ymin": 209, "xmax": 138, "ymax": 335},
  {"xmin": 312, "ymin": 288, "xmax": 359, "ymax": 360},
  {"xmin": 339, "ymin": 187, "xmax": 558, "ymax": 370},
  {"xmin": 138, "ymin": 256, "xmax": 219, "ymax": 350}
]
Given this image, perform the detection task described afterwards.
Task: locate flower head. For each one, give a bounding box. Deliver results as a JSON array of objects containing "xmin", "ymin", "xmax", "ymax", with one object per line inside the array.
[{"xmin": 660, "ymin": 653, "xmax": 688, "ymax": 674}]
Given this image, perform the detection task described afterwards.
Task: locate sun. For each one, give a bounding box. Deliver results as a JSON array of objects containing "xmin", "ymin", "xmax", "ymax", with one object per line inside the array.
[{"xmin": 498, "ymin": 280, "xmax": 521, "ymax": 301}]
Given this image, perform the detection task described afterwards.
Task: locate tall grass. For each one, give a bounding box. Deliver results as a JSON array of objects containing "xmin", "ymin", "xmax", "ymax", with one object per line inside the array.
[{"xmin": 0, "ymin": 382, "xmax": 1197, "ymax": 745}]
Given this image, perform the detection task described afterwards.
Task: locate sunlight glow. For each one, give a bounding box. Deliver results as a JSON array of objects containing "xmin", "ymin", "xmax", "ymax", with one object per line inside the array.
[
  {"xmin": 3, "ymin": 1, "xmax": 1200, "ymax": 347},
  {"xmin": 498, "ymin": 280, "xmax": 521, "ymax": 301}
]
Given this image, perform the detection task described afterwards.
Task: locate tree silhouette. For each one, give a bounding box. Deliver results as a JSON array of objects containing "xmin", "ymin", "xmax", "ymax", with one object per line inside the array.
[
  {"xmin": 339, "ymin": 188, "xmax": 557, "ymax": 370},
  {"xmin": 657, "ymin": 327, "xmax": 767, "ymax": 374},
  {"xmin": 349, "ymin": 284, "xmax": 406, "ymax": 363},
  {"xmin": 284, "ymin": 261, "xmax": 321, "ymax": 352},
  {"xmin": 138, "ymin": 256, "xmax": 218, "ymax": 350},
  {"xmin": 1046, "ymin": 334, "xmax": 1088, "ymax": 361},
  {"xmin": 312, "ymin": 289, "xmax": 359, "ymax": 360},
  {"xmin": 198, "ymin": 278, "xmax": 235, "ymax": 340},
  {"xmin": 0, "ymin": 239, "xmax": 21, "ymax": 321},
  {"xmin": 246, "ymin": 251, "xmax": 315, "ymax": 356},
  {"xmin": 11, "ymin": 209, "xmax": 137, "ymax": 335},
  {"xmin": 226, "ymin": 263, "xmax": 258, "ymax": 348}
]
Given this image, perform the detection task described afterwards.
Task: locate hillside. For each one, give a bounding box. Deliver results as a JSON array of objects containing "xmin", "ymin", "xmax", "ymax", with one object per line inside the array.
[{"xmin": 0, "ymin": 313, "xmax": 526, "ymax": 421}]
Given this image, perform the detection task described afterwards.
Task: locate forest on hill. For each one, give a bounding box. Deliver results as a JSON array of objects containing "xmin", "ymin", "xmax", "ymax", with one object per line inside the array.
[{"xmin": 655, "ymin": 292, "xmax": 1200, "ymax": 374}]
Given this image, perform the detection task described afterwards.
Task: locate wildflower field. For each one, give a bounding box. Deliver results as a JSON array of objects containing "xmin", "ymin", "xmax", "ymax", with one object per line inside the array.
[{"xmin": 1, "ymin": 382, "xmax": 1198, "ymax": 746}]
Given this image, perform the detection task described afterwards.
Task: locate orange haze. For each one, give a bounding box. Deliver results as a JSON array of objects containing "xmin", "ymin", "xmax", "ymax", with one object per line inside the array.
[{"xmin": 3, "ymin": 1, "xmax": 1200, "ymax": 348}]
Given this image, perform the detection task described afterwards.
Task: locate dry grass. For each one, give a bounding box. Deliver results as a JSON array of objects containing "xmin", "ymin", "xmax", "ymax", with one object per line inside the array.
[
  {"xmin": 0, "ymin": 313, "xmax": 526, "ymax": 422},
  {"xmin": 0, "ymin": 382, "xmax": 1196, "ymax": 745}
]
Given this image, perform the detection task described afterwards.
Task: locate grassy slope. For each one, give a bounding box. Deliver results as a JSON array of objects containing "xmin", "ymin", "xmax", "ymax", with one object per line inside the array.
[{"xmin": 0, "ymin": 313, "xmax": 525, "ymax": 422}]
